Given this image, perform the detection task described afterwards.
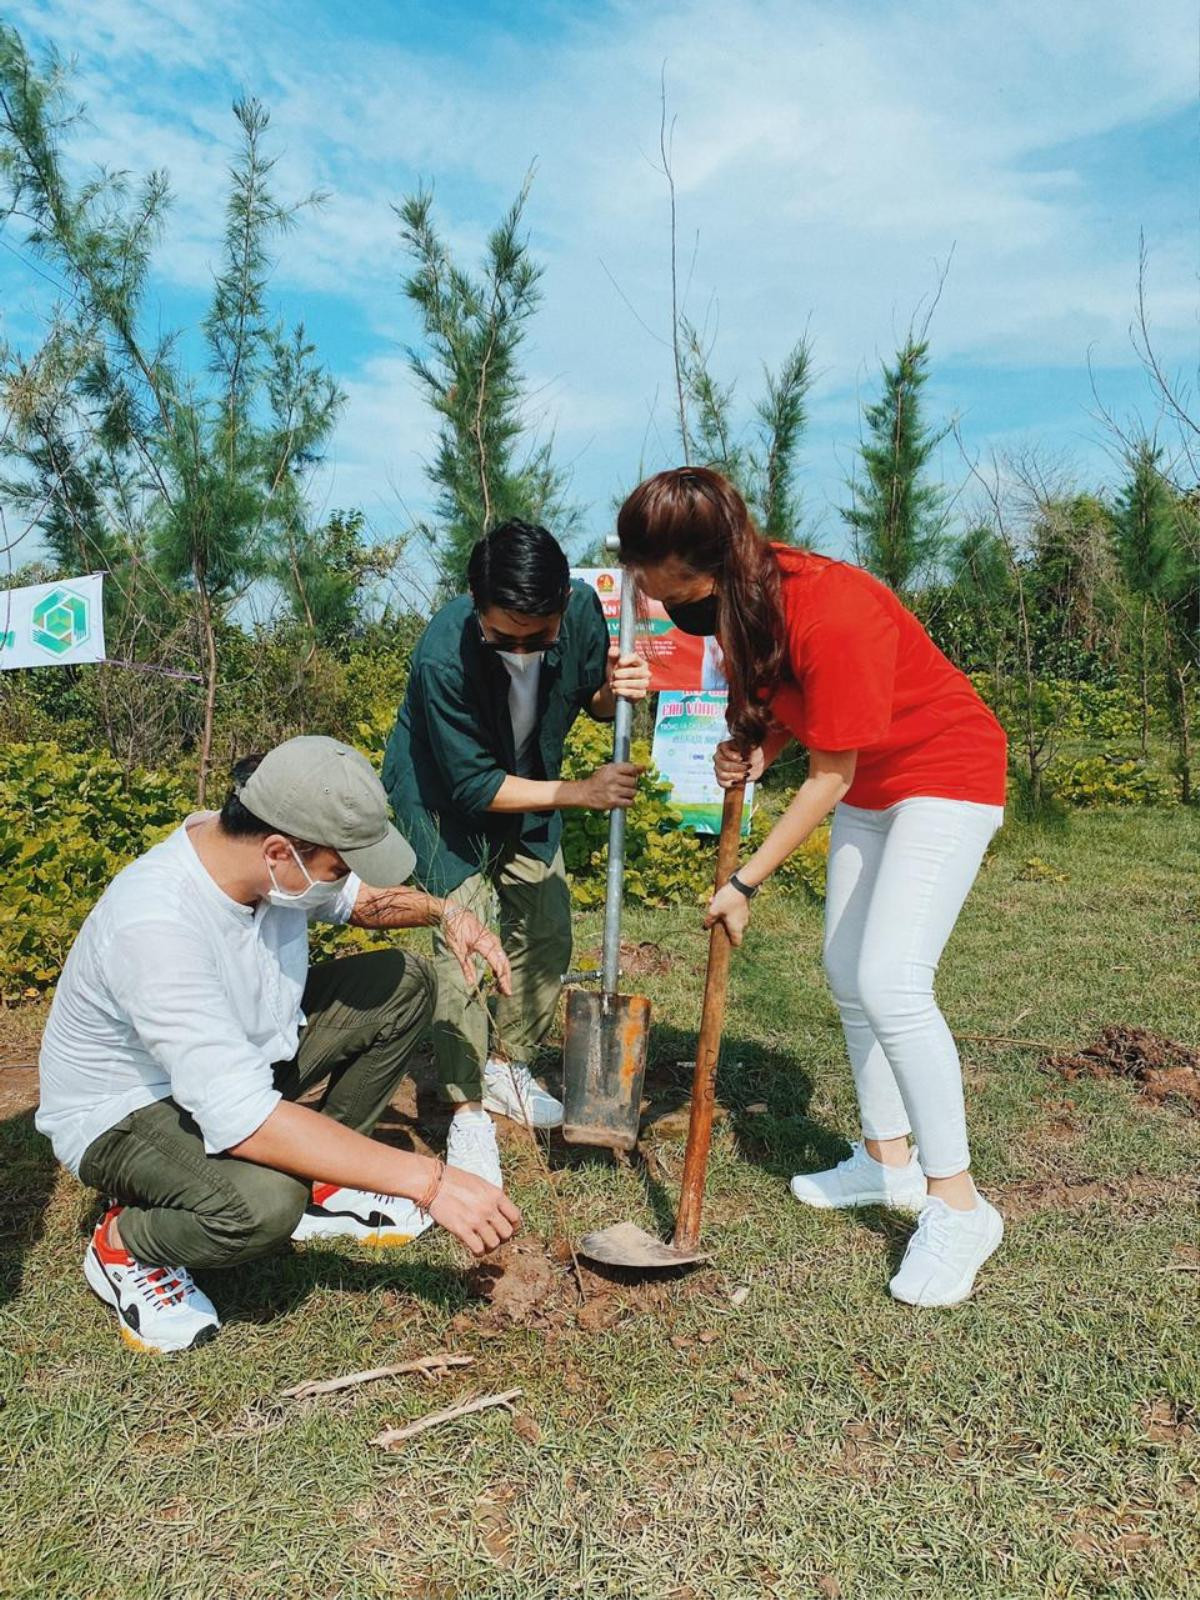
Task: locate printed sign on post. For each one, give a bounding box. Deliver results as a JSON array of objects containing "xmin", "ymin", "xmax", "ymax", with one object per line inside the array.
[
  {"xmin": 651, "ymin": 690, "xmax": 754, "ymax": 836},
  {"xmin": 0, "ymin": 574, "xmax": 106, "ymax": 670},
  {"xmin": 572, "ymin": 567, "xmax": 725, "ymax": 692}
]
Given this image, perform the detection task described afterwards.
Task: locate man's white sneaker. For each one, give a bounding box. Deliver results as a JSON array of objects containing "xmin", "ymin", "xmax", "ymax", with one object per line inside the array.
[
  {"xmin": 291, "ymin": 1183, "xmax": 434, "ymax": 1247},
  {"xmin": 446, "ymin": 1108, "xmax": 503, "ymax": 1188},
  {"xmin": 889, "ymin": 1194, "xmax": 1004, "ymax": 1307},
  {"xmin": 83, "ymin": 1208, "xmax": 220, "ymax": 1354},
  {"xmin": 481, "ymin": 1057, "xmax": 563, "ymax": 1129},
  {"xmin": 789, "ymin": 1140, "xmax": 927, "ymax": 1211}
]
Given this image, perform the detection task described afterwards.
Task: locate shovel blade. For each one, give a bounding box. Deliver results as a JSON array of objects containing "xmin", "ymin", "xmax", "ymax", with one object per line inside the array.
[{"xmin": 561, "ymin": 988, "xmax": 651, "ymax": 1151}]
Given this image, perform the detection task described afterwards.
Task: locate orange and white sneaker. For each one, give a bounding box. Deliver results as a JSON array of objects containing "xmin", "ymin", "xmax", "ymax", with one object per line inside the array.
[
  {"xmin": 83, "ymin": 1208, "xmax": 219, "ymax": 1354},
  {"xmin": 290, "ymin": 1184, "xmax": 434, "ymax": 1248}
]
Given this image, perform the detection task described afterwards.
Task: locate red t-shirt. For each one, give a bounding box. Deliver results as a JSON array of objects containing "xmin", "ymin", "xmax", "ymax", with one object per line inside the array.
[{"xmin": 766, "ymin": 548, "xmax": 1007, "ymax": 809}]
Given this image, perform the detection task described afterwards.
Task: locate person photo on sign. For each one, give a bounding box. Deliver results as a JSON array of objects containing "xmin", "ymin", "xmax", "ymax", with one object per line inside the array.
[
  {"xmin": 382, "ymin": 520, "xmax": 651, "ymax": 1190},
  {"xmin": 37, "ymin": 737, "xmax": 521, "ymax": 1354},
  {"xmin": 617, "ymin": 467, "xmax": 1008, "ymax": 1309}
]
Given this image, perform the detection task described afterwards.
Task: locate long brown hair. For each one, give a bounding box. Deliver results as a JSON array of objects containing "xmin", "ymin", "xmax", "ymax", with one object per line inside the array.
[{"xmin": 617, "ymin": 467, "xmax": 786, "ymax": 751}]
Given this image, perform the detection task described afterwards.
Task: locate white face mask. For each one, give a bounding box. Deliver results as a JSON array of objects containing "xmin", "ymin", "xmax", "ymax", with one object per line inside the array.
[
  {"xmin": 265, "ymin": 844, "xmax": 348, "ymax": 913},
  {"xmin": 496, "ymin": 649, "xmax": 542, "ymax": 672}
]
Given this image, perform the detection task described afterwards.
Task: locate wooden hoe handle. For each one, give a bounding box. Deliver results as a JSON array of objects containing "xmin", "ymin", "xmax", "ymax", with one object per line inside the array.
[{"xmin": 672, "ymin": 782, "xmax": 745, "ymax": 1254}]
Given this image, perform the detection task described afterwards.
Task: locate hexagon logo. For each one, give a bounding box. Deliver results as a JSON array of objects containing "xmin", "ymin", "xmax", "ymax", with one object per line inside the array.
[{"xmin": 31, "ymin": 586, "xmax": 91, "ymax": 656}]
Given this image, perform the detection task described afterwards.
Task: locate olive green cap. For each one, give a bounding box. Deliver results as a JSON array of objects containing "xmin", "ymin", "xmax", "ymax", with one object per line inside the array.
[{"xmin": 236, "ymin": 736, "xmax": 416, "ymax": 887}]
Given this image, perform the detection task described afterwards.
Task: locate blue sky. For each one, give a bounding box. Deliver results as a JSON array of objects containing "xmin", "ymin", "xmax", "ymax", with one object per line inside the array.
[{"xmin": 1, "ymin": 0, "xmax": 1196, "ymax": 564}]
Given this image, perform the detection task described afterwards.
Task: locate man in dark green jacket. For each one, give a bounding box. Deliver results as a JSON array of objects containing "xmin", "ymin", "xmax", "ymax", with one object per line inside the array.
[{"xmin": 383, "ymin": 521, "xmax": 650, "ymax": 1188}]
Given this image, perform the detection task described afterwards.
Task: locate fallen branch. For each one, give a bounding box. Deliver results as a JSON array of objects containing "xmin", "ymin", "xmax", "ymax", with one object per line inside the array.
[
  {"xmin": 958, "ymin": 1033, "xmax": 1066, "ymax": 1052},
  {"xmin": 281, "ymin": 1353, "xmax": 474, "ymax": 1401},
  {"xmin": 371, "ymin": 1388, "xmax": 524, "ymax": 1451}
]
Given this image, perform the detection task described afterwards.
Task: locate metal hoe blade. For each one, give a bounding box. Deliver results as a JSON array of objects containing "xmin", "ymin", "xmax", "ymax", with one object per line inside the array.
[{"xmin": 577, "ymin": 1221, "xmax": 711, "ymax": 1270}]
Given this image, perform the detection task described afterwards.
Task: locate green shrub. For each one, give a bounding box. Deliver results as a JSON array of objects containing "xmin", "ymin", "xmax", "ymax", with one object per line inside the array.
[
  {"xmin": 561, "ymin": 718, "xmax": 827, "ymax": 909},
  {"xmin": 1044, "ymin": 753, "xmax": 1169, "ymax": 808},
  {"xmin": 0, "ymin": 744, "xmax": 191, "ymax": 998}
]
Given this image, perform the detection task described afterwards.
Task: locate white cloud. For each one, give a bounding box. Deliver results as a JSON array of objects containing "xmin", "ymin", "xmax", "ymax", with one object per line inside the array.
[{"xmin": 4, "ymin": 0, "xmax": 1196, "ymax": 534}]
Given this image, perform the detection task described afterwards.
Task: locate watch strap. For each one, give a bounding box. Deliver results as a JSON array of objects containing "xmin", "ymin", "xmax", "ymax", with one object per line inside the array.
[{"xmin": 728, "ymin": 871, "xmax": 759, "ymax": 900}]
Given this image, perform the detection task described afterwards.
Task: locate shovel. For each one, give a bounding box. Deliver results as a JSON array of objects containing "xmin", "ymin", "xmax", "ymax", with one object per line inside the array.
[
  {"xmin": 577, "ymin": 778, "xmax": 746, "ymax": 1270},
  {"xmin": 560, "ymin": 567, "xmax": 652, "ymax": 1152}
]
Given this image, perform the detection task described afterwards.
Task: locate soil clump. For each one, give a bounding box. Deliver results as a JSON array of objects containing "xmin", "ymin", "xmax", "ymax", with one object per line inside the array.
[{"xmin": 1044, "ymin": 1025, "xmax": 1200, "ymax": 1114}]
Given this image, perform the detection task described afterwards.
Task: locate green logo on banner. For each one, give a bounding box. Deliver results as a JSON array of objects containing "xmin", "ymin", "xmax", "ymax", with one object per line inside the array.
[{"xmin": 31, "ymin": 587, "xmax": 90, "ymax": 656}]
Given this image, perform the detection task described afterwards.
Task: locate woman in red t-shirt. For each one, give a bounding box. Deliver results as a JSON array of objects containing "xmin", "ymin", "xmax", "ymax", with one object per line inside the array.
[{"xmin": 618, "ymin": 467, "xmax": 1008, "ymax": 1308}]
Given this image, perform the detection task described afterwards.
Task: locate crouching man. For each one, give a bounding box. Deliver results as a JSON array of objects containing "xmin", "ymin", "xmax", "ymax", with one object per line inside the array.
[
  {"xmin": 37, "ymin": 736, "xmax": 521, "ymax": 1353},
  {"xmin": 382, "ymin": 519, "xmax": 650, "ymax": 1188}
]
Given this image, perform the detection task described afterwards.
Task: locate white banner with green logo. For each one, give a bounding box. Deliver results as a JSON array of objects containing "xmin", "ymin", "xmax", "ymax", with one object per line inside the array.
[{"xmin": 0, "ymin": 573, "xmax": 106, "ymax": 669}]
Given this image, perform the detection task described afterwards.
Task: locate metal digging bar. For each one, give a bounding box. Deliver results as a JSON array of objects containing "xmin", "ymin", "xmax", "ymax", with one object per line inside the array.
[{"xmin": 560, "ymin": 552, "xmax": 652, "ymax": 1152}]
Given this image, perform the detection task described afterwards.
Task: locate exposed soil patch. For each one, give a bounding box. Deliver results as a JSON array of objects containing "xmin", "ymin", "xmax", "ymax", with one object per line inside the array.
[
  {"xmin": 0, "ymin": 1063, "xmax": 38, "ymax": 1119},
  {"xmin": 996, "ymin": 1172, "xmax": 1197, "ymax": 1221},
  {"xmin": 0, "ymin": 1000, "xmax": 48, "ymax": 1065},
  {"xmin": 583, "ymin": 939, "xmax": 674, "ymax": 979},
  {"xmin": 1044, "ymin": 1025, "xmax": 1200, "ymax": 1115},
  {"xmin": 1144, "ymin": 1396, "xmax": 1199, "ymax": 1445},
  {"xmin": 457, "ymin": 1233, "xmax": 715, "ymax": 1336}
]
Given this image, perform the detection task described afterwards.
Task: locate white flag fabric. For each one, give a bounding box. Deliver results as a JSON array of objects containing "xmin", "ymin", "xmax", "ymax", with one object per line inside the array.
[{"xmin": 0, "ymin": 574, "xmax": 106, "ymax": 670}]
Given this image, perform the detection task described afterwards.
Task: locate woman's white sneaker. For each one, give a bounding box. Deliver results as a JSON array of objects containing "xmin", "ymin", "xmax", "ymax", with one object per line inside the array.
[
  {"xmin": 789, "ymin": 1141, "xmax": 927, "ymax": 1211},
  {"xmin": 481, "ymin": 1058, "xmax": 564, "ymax": 1129},
  {"xmin": 83, "ymin": 1208, "xmax": 219, "ymax": 1354},
  {"xmin": 889, "ymin": 1194, "xmax": 1004, "ymax": 1307},
  {"xmin": 291, "ymin": 1183, "xmax": 434, "ymax": 1247},
  {"xmin": 446, "ymin": 1107, "xmax": 503, "ymax": 1188}
]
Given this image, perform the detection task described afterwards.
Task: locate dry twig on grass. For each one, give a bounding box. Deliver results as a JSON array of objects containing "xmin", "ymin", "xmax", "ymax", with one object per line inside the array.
[
  {"xmin": 370, "ymin": 1388, "xmax": 524, "ymax": 1451},
  {"xmin": 280, "ymin": 1353, "xmax": 474, "ymax": 1401}
]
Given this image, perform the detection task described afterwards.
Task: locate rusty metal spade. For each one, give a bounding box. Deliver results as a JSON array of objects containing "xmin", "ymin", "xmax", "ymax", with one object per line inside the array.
[{"xmin": 561, "ymin": 565, "xmax": 652, "ymax": 1153}]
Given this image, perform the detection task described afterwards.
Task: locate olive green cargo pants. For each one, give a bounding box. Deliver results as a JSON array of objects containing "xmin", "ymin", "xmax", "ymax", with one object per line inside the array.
[
  {"xmin": 432, "ymin": 845, "xmax": 572, "ymax": 1104},
  {"xmin": 78, "ymin": 949, "xmax": 434, "ymax": 1269}
]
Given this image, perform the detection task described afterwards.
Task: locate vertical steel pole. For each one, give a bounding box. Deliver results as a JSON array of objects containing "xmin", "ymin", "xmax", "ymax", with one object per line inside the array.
[{"xmin": 600, "ymin": 563, "xmax": 636, "ymax": 998}]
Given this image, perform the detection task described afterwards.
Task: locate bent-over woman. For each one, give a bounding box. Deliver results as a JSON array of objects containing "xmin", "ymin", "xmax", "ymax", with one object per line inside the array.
[{"xmin": 618, "ymin": 467, "xmax": 1008, "ymax": 1307}]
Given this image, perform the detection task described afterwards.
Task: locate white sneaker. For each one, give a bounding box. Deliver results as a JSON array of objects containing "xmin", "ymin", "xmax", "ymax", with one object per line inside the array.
[
  {"xmin": 481, "ymin": 1057, "xmax": 564, "ymax": 1129},
  {"xmin": 83, "ymin": 1208, "xmax": 220, "ymax": 1354},
  {"xmin": 446, "ymin": 1108, "xmax": 503, "ymax": 1188},
  {"xmin": 889, "ymin": 1194, "xmax": 1004, "ymax": 1307},
  {"xmin": 291, "ymin": 1183, "xmax": 435, "ymax": 1248},
  {"xmin": 789, "ymin": 1141, "xmax": 927, "ymax": 1211}
]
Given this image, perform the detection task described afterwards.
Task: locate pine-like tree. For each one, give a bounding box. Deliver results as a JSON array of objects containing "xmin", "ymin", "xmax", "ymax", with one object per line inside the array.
[
  {"xmin": 1113, "ymin": 440, "xmax": 1197, "ymax": 796},
  {"xmin": 398, "ymin": 177, "xmax": 575, "ymax": 595},
  {"xmin": 0, "ymin": 29, "xmax": 342, "ymax": 796},
  {"xmin": 843, "ymin": 337, "xmax": 948, "ymax": 592},
  {"xmin": 677, "ymin": 319, "xmax": 814, "ymax": 543}
]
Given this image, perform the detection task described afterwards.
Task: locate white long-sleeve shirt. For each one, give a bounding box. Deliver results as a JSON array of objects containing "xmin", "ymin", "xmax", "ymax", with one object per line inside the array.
[{"xmin": 37, "ymin": 815, "xmax": 360, "ymax": 1175}]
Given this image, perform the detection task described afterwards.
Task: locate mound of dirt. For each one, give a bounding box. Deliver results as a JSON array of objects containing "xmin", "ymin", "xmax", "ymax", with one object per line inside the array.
[
  {"xmin": 457, "ymin": 1234, "xmax": 714, "ymax": 1337},
  {"xmin": 581, "ymin": 939, "xmax": 674, "ymax": 979},
  {"xmin": 1044, "ymin": 1025, "xmax": 1200, "ymax": 1115}
]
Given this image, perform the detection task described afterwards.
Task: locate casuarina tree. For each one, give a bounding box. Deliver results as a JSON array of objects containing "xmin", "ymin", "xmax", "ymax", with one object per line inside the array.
[
  {"xmin": 398, "ymin": 175, "xmax": 575, "ymax": 596},
  {"xmin": 0, "ymin": 27, "xmax": 343, "ymax": 798},
  {"xmin": 843, "ymin": 336, "xmax": 948, "ymax": 592}
]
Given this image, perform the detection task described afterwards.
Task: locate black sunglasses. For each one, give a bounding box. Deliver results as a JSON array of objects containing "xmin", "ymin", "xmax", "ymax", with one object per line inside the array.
[{"xmin": 476, "ymin": 615, "xmax": 562, "ymax": 653}]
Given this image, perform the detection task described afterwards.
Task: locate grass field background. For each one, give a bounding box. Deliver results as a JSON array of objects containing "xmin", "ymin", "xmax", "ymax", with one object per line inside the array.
[{"xmin": 2, "ymin": 807, "xmax": 1198, "ymax": 1599}]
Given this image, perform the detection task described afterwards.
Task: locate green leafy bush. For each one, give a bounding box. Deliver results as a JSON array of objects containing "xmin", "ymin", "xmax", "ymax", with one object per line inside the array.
[
  {"xmin": 0, "ymin": 744, "xmax": 191, "ymax": 997},
  {"xmin": 561, "ymin": 717, "xmax": 827, "ymax": 909},
  {"xmin": 1044, "ymin": 754, "xmax": 1169, "ymax": 808}
]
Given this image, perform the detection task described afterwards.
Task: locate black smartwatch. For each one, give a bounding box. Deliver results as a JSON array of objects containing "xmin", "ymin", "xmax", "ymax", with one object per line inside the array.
[{"xmin": 728, "ymin": 871, "xmax": 759, "ymax": 900}]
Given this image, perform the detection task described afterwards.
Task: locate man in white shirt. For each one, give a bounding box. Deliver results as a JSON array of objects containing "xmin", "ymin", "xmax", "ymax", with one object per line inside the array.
[{"xmin": 38, "ymin": 736, "xmax": 521, "ymax": 1353}]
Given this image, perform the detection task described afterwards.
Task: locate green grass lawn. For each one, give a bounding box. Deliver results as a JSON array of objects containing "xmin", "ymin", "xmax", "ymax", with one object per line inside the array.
[{"xmin": 3, "ymin": 808, "xmax": 1198, "ymax": 1599}]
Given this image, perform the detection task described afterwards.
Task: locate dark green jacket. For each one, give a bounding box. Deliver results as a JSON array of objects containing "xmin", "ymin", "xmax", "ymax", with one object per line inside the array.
[{"xmin": 382, "ymin": 582, "xmax": 611, "ymax": 895}]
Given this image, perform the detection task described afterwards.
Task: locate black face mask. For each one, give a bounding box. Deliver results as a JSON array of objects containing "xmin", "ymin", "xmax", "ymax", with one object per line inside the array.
[{"xmin": 664, "ymin": 592, "xmax": 719, "ymax": 637}]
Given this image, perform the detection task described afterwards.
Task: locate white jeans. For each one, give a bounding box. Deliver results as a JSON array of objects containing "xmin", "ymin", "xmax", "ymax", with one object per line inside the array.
[{"xmin": 822, "ymin": 798, "xmax": 1004, "ymax": 1179}]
